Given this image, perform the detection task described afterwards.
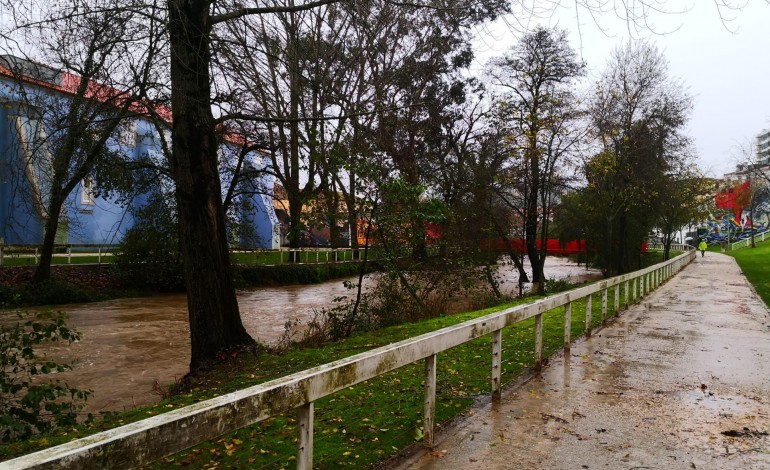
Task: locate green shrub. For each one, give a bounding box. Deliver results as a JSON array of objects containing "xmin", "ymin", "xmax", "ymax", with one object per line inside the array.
[
  {"xmin": 0, "ymin": 280, "xmax": 98, "ymax": 308},
  {"xmin": 113, "ymin": 193, "xmax": 184, "ymax": 291},
  {"xmin": 237, "ymin": 262, "xmax": 364, "ymax": 287},
  {"xmin": 0, "ymin": 311, "xmax": 91, "ymax": 443}
]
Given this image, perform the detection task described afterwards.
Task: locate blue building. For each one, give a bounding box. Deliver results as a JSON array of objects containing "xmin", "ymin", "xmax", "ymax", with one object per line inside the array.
[{"xmin": 0, "ymin": 56, "xmax": 279, "ymax": 249}]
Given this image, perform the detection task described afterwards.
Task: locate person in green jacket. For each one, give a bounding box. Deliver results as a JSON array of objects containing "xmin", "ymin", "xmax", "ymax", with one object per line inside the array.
[{"xmin": 698, "ymin": 239, "xmax": 707, "ymax": 257}]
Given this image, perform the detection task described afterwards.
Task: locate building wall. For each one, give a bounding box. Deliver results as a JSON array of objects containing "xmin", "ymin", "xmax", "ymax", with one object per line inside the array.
[
  {"xmin": 0, "ymin": 71, "xmax": 278, "ymax": 248},
  {"xmin": 758, "ymin": 128, "xmax": 770, "ymax": 163}
]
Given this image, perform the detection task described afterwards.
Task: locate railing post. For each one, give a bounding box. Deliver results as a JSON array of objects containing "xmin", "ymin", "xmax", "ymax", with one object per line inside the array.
[
  {"xmin": 35, "ymin": 247, "xmax": 39, "ymax": 264},
  {"xmin": 564, "ymin": 301, "xmax": 572, "ymax": 349},
  {"xmin": 633, "ymin": 277, "xmax": 638, "ymax": 301},
  {"xmin": 0, "ymin": 245, "xmax": 4, "ymax": 266},
  {"xmin": 424, "ymin": 354, "xmax": 437, "ymax": 448},
  {"xmin": 624, "ymin": 280, "xmax": 629, "ymax": 308},
  {"xmin": 316, "ymin": 248, "xmax": 319, "ymax": 263},
  {"xmin": 585, "ymin": 294, "xmax": 592, "ymax": 337},
  {"xmin": 534, "ymin": 313, "xmax": 543, "ymax": 370},
  {"xmin": 601, "ymin": 288, "xmax": 608, "ymax": 325},
  {"xmin": 613, "ymin": 285, "xmax": 619, "ymax": 314},
  {"xmin": 98, "ymin": 246, "xmax": 102, "ymax": 264},
  {"xmin": 297, "ymin": 402, "xmax": 314, "ymax": 470},
  {"xmin": 492, "ymin": 329, "xmax": 502, "ymax": 400},
  {"xmin": 68, "ymin": 246, "xmax": 72, "ymax": 264}
]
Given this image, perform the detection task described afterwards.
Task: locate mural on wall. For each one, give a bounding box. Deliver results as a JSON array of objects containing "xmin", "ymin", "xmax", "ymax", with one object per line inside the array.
[
  {"xmin": 703, "ymin": 181, "xmax": 768, "ymax": 243},
  {"xmin": 0, "ymin": 55, "xmax": 280, "ymax": 248}
]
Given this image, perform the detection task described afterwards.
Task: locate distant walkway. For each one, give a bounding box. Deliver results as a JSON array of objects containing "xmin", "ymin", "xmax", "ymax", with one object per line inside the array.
[{"xmin": 398, "ymin": 253, "xmax": 770, "ymax": 470}]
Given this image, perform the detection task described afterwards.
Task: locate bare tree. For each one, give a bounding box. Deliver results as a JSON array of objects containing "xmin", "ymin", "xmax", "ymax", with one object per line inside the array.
[
  {"xmin": 0, "ymin": 0, "xmax": 164, "ymax": 284},
  {"xmin": 588, "ymin": 41, "xmax": 692, "ymax": 273},
  {"xmin": 486, "ymin": 26, "xmax": 585, "ymax": 293}
]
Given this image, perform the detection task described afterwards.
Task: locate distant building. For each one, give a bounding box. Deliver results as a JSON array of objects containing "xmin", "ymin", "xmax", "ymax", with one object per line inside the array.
[
  {"xmin": 757, "ymin": 128, "xmax": 770, "ymax": 164},
  {"xmin": 0, "ymin": 55, "xmax": 280, "ymax": 248}
]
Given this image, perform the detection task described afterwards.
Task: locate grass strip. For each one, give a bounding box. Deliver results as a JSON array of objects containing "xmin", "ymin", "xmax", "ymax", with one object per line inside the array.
[
  {"xmin": 1, "ymin": 278, "xmax": 647, "ymax": 468},
  {"xmin": 726, "ymin": 242, "xmax": 770, "ymax": 306}
]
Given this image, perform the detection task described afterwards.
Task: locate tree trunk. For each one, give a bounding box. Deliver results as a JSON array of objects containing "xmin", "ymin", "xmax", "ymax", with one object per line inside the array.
[
  {"xmin": 490, "ymin": 221, "xmax": 529, "ymax": 283},
  {"xmin": 287, "ymin": 194, "xmax": 303, "ymax": 262},
  {"xmin": 168, "ymin": 0, "xmax": 253, "ymax": 372},
  {"xmin": 31, "ymin": 194, "xmax": 64, "ymax": 284},
  {"xmin": 525, "ymin": 200, "xmax": 544, "ymax": 293}
]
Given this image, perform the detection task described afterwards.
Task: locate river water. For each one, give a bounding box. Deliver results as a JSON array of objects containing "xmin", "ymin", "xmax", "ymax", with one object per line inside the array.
[{"xmin": 16, "ymin": 257, "xmax": 600, "ymax": 413}]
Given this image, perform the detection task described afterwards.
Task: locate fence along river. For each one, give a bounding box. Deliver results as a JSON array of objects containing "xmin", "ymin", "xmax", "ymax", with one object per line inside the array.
[{"xmin": 2, "ymin": 246, "xmax": 692, "ymax": 469}]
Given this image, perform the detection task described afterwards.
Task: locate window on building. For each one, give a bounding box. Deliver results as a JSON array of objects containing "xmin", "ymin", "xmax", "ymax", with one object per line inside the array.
[
  {"xmin": 118, "ymin": 119, "xmax": 137, "ymax": 147},
  {"xmin": 81, "ymin": 176, "xmax": 95, "ymax": 206},
  {"xmin": 13, "ymin": 114, "xmax": 53, "ymax": 219}
]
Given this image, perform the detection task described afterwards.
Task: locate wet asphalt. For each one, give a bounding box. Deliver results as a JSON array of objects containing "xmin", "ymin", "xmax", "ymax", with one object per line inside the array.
[{"xmin": 397, "ymin": 252, "xmax": 770, "ymax": 470}]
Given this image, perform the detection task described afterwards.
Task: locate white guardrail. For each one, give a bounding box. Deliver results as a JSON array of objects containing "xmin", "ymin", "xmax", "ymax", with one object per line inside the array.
[
  {"xmin": 0, "ymin": 246, "xmax": 362, "ymax": 267},
  {"xmin": 730, "ymin": 231, "xmax": 769, "ymax": 251},
  {"xmin": 0, "ymin": 245, "xmax": 115, "ymax": 266},
  {"xmin": 1, "ymin": 248, "xmax": 696, "ymax": 470}
]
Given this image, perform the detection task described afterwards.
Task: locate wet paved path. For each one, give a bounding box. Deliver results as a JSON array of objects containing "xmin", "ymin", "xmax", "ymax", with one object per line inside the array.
[{"xmin": 398, "ymin": 253, "xmax": 770, "ymax": 470}]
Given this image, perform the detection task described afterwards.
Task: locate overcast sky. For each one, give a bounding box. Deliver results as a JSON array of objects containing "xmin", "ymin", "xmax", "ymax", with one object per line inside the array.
[{"xmin": 472, "ymin": 1, "xmax": 770, "ymax": 179}]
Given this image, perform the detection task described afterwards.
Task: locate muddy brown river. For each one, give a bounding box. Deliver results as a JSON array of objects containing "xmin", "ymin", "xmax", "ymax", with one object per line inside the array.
[{"xmin": 10, "ymin": 258, "xmax": 600, "ymax": 414}]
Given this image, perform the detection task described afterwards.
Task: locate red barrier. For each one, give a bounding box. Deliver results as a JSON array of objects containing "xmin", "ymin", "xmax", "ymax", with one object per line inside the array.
[{"xmin": 481, "ymin": 239, "xmax": 587, "ymax": 254}]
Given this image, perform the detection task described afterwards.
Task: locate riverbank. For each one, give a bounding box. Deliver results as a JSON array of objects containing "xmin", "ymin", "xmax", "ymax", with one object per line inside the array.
[
  {"xmin": 1, "ymin": 285, "xmax": 612, "ymax": 465},
  {"xmin": 0, "ymin": 261, "xmax": 367, "ymax": 308}
]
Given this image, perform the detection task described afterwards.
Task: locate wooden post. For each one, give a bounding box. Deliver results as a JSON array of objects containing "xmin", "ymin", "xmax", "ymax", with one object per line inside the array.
[
  {"xmin": 624, "ymin": 280, "xmax": 629, "ymax": 308},
  {"xmin": 614, "ymin": 285, "xmax": 619, "ymax": 314},
  {"xmin": 492, "ymin": 329, "xmax": 502, "ymax": 400},
  {"xmin": 585, "ymin": 294, "xmax": 592, "ymax": 337},
  {"xmin": 424, "ymin": 354, "xmax": 437, "ymax": 448},
  {"xmin": 98, "ymin": 247, "xmax": 102, "ymax": 264},
  {"xmin": 601, "ymin": 288, "xmax": 608, "ymax": 325},
  {"xmin": 68, "ymin": 246, "xmax": 72, "ymax": 264},
  {"xmin": 0, "ymin": 246, "xmax": 3, "ymax": 266},
  {"xmin": 535, "ymin": 313, "xmax": 543, "ymax": 370},
  {"xmin": 564, "ymin": 301, "xmax": 572, "ymax": 349},
  {"xmin": 297, "ymin": 402, "xmax": 314, "ymax": 470}
]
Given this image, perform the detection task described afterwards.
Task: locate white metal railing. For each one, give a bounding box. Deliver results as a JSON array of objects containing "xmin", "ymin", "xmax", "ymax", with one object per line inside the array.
[
  {"xmin": 0, "ymin": 244, "xmax": 115, "ymax": 267},
  {"xmin": 646, "ymin": 243, "xmax": 692, "ymax": 252},
  {"xmin": 730, "ymin": 231, "xmax": 768, "ymax": 251},
  {"xmin": 1, "ymin": 248, "xmax": 696, "ymax": 470},
  {"xmin": 0, "ymin": 245, "xmax": 367, "ymax": 267},
  {"xmin": 271, "ymin": 247, "xmax": 364, "ymax": 264}
]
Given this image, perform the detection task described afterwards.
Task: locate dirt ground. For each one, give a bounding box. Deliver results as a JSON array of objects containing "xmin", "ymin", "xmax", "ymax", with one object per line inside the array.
[{"xmin": 398, "ymin": 252, "xmax": 770, "ymax": 470}]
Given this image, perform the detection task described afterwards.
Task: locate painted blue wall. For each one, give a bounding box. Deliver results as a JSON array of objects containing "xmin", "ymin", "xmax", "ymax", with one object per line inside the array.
[
  {"xmin": 0, "ymin": 72, "xmax": 278, "ymax": 248},
  {"xmin": 239, "ymin": 156, "xmax": 280, "ymax": 249}
]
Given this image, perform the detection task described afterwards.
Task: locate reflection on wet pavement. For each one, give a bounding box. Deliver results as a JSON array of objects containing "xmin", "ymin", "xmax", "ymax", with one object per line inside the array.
[
  {"xmin": 398, "ymin": 253, "xmax": 770, "ymax": 470},
  {"xmin": 4, "ymin": 257, "xmax": 599, "ymax": 414}
]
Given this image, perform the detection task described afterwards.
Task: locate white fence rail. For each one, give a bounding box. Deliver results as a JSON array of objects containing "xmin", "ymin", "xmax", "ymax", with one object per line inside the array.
[
  {"xmin": 645, "ymin": 243, "xmax": 692, "ymax": 252},
  {"xmin": 0, "ymin": 245, "xmax": 114, "ymax": 266},
  {"xmin": 0, "ymin": 245, "xmax": 364, "ymax": 267},
  {"xmin": 730, "ymin": 231, "xmax": 769, "ymax": 251},
  {"xmin": 1, "ymin": 249, "xmax": 696, "ymax": 470}
]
